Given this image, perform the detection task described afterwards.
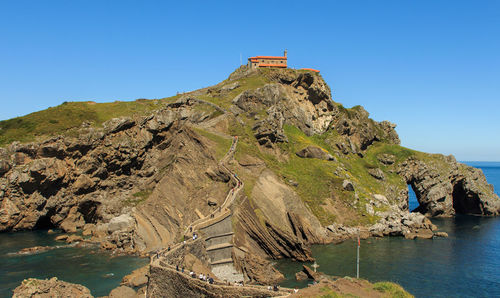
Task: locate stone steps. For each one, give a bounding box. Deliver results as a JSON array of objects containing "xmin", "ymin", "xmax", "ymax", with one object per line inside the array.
[
  {"xmin": 206, "ymin": 242, "xmax": 233, "ymax": 251},
  {"xmin": 210, "ymin": 258, "xmax": 234, "ymax": 266},
  {"xmin": 205, "ymin": 232, "xmax": 234, "ymax": 241}
]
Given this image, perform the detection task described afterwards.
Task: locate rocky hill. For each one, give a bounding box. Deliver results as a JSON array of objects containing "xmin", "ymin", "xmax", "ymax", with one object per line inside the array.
[{"xmin": 1, "ymin": 66, "xmax": 499, "ymax": 279}]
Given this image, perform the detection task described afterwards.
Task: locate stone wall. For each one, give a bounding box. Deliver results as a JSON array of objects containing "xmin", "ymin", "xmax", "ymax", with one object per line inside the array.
[{"xmin": 147, "ymin": 265, "xmax": 288, "ymax": 298}]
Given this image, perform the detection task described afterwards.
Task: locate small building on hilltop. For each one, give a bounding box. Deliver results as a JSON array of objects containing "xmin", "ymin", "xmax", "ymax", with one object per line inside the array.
[{"xmin": 248, "ymin": 50, "xmax": 287, "ymax": 69}]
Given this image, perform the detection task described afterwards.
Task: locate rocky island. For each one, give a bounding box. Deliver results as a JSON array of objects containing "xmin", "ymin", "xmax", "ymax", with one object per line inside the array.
[{"xmin": 1, "ymin": 66, "xmax": 499, "ymax": 297}]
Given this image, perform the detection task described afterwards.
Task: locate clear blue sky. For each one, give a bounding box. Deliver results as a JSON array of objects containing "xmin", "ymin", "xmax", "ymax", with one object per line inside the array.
[{"xmin": 1, "ymin": 1, "xmax": 499, "ymax": 161}]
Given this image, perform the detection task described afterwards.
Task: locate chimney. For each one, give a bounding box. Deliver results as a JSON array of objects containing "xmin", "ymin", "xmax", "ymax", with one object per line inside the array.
[{"xmin": 284, "ymin": 49, "xmax": 287, "ymax": 58}]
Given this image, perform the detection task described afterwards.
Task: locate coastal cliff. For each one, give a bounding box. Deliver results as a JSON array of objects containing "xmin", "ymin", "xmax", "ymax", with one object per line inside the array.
[{"xmin": 1, "ymin": 66, "xmax": 499, "ymax": 278}]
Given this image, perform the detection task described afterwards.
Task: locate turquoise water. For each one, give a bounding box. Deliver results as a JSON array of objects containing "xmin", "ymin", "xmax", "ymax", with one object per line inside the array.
[
  {"xmin": 0, "ymin": 230, "xmax": 148, "ymax": 297},
  {"xmin": 276, "ymin": 161, "xmax": 500, "ymax": 297}
]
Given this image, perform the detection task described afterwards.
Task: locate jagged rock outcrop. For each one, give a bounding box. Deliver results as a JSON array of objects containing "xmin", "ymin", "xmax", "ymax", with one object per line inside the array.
[
  {"xmin": 12, "ymin": 277, "xmax": 93, "ymax": 298},
  {"xmin": 0, "ymin": 98, "xmax": 233, "ymax": 254},
  {"xmin": 398, "ymin": 156, "xmax": 500, "ymax": 216},
  {"xmin": 332, "ymin": 106, "xmax": 400, "ymax": 154},
  {"xmin": 234, "ymin": 253, "xmax": 284, "ymax": 284},
  {"xmin": 231, "ymin": 70, "xmax": 337, "ymax": 147},
  {"xmin": 327, "ymin": 210, "xmax": 441, "ymax": 240}
]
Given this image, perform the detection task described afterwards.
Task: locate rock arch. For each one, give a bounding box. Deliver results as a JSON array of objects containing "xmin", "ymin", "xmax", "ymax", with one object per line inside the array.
[{"xmin": 398, "ymin": 157, "xmax": 500, "ymax": 217}]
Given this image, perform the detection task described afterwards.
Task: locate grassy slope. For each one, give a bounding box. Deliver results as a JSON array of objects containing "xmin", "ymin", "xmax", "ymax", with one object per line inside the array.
[
  {"xmin": 0, "ymin": 96, "xmax": 180, "ymax": 146},
  {"xmin": 297, "ymin": 278, "xmax": 413, "ymax": 298},
  {"xmin": 318, "ymin": 281, "xmax": 413, "ymax": 298},
  {"xmin": 197, "ymin": 74, "xmax": 270, "ymax": 109}
]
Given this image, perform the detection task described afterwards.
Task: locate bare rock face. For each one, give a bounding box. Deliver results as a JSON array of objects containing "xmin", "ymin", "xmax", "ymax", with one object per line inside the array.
[
  {"xmin": 104, "ymin": 117, "xmax": 136, "ymax": 134},
  {"xmin": 333, "ymin": 106, "xmax": 400, "ymax": 154},
  {"xmin": 121, "ymin": 265, "xmax": 149, "ymax": 288},
  {"xmin": 0, "ymin": 99, "xmax": 233, "ymax": 255},
  {"xmin": 398, "ymin": 156, "xmax": 500, "ymax": 216},
  {"xmin": 232, "ymin": 70, "xmax": 337, "ymax": 147},
  {"xmin": 108, "ymin": 286, "xmax": 136, "ymax": 298},
  {"xmin": 235, "ymin": 170, "xmax": 328, "ymax": 262},
  {"xmin": 12, "ymin": 277, "xmax": 93, "ymax": 298},
  {"xmin": 205, "ymin": 166, "xmax": 231, "ymax": 182},
  {"xmin": 0, "ymin": 160, "xmax": 11, "ymax": 176},
  {"xmin": 235, "ymin": 253, "xmax": 284, "ymax": 285}
]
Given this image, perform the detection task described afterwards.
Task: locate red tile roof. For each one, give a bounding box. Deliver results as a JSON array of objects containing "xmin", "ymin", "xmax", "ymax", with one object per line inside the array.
[
  {"xmin": 249, "ymin": 56, "xmax": 287, "ymax": 60},
  {"xmin": 258, "ymin": 64, "xmax": 287, "ymax": 68},
  {"xmin": 301, "ymin": 68, "xmax": 320, "ymax": 73}
]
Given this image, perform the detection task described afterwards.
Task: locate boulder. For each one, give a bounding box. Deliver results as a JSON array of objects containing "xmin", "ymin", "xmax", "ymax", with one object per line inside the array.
[
  {"xmin": 221, "ymin": 81, "xmax": 240, "ymax": 92},
  {"xmin": 405, "ymin": 229, "xmax": 434, "ymax": 239},
  {"xmin": 377, "ymin": 154, "xmax": 395, "ymax": 165},
  {"xmin": 368, "ymin": 168, "xmax": 385, "ymax": 180},
  {"xmin": 73, "ymin": 174, "xmax": 95, "ymax": 195},
  {"xmin": 66, "ymin": 235, "xmax": 83, "ymax": 243},
  {"xmin": 295, "ymin": 271, "xmax": 308, "ymax": 281},
  {"xmin": 108, "ymin": 214, "xmax": 134, "ymax": 233},
  {"xmin": 342, "ymin": 180, "xmax": 354, "ymax": 191},
  {"xmin": 296, "ymin": 146, "xmax": 335, "ymax": 161},
  {"xmin": 0, "ymin": 160, "xmax": 11, "ymax": 176},
  {"xmin": 55, "ymin": 234, "xmax": 69, "ymax": 241},
  {"xmin": 16, "ymin": 246, "xmax": 53, "ymax": 255},
  {"xmin": 434, "ymin": 231, "xmax": 449, "ymax": 238},
  {"xmin": 372, "ymin": 194, "xmax": 389, "ymax": 206}
]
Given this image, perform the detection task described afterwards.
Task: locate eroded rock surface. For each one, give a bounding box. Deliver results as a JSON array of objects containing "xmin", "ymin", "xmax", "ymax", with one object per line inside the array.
[
  {"xmin": 12, "ymin": 277, "xmax": 93, "ymax": 298},
  {"xmin": 398, "ymin": 156, "xmax": 500, "ymax": 216},
  {"xmin": 0, "ymin": 99, "xmax": 232, "ymax": 254}
]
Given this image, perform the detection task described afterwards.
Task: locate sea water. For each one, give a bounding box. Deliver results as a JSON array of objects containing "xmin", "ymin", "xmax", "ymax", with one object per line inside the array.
[
  {"xmin": 276, "ymin": 161, "xmax": 500, "ymax": 297},
  {"xmin": 1, "ymin": 163, "xmax": 499, "ymax": 297},
  {"xmin": 0, "ymin": 230, "xmax": 147, "ymax": 297}
]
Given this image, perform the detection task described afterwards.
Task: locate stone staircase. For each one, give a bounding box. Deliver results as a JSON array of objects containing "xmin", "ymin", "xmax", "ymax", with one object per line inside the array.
[{"xmin": 200, "ymin": 213, "xmax": 244, "ymax": 283}]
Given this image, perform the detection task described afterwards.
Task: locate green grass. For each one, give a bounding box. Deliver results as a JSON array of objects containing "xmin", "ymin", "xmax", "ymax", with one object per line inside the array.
[
  {"xmin": 316, "ymin": 281, "xmax": 413, "ymax": 298},
  {"xmin": 191, "ymin": 127, "xmax": 232, "ymax": 160},
  {"xmin": 197, "ymin": 72, "xmax": 270, "ymax": 109},
  {"xmin": 230, "ymin": 120, "xmax": 425, "ymax": 226},
  {"xmin": 124, "ymin": 190, "xmax": 152, "ymax": 206},
  {"xmin": 0, "ymin": 95, "xmax": 180, "ymax": 146},
  {"xmin": 373, "ymin": 281, "xmax": 414, "ymax": 298},
  {"xmin": 231, "ymin": 123, "xmax": 342, "ymax": 225}
]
